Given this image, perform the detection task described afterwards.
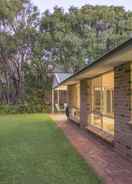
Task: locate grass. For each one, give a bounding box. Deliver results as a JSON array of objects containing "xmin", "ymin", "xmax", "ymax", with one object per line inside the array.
[{"xmin": 0, "ymin": 114, "xmax": 102, "ymax": 184}]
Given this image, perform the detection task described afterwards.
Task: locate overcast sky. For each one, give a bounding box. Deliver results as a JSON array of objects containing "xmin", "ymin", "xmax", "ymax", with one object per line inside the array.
[{"xmin": 31, "ymin": 0, "xmax": 132, "ymax": 12}]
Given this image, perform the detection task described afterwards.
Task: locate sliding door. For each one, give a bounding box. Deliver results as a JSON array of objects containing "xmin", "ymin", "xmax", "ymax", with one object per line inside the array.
[{"xmin": 89, "ymin": 72, "xmax": 114, "ymax": 135}]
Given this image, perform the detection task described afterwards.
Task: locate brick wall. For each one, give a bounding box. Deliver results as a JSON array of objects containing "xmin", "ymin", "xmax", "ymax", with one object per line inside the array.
[
  {"xmin": 80, "ymin": 79, "xmax": 92, "ymax": 128},
  {"xmin": 114, "ymin": 63, "xmax": 132, "ymax": 161},
  {"xmin": 80, "ymin": 79, "xmax": 87, "ymax": 128},
  {"xmin": 86, "ymin": 79, "xmax": 92, "ymax": 126}
]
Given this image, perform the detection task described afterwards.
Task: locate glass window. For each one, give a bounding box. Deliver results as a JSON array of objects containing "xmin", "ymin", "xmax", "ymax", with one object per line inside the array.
[
  {"xmin": 94, "ymin": 90, "xmax": 101, "ymax": 112},
  {"xmin": 88, "ymin": 72, "xmax": 114, "ymax": 135}
]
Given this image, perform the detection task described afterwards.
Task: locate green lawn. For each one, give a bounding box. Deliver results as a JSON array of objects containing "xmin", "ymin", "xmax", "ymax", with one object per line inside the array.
[{"xmin": 0, "ymin": 114, "xmax": 102, "ymax": 184}]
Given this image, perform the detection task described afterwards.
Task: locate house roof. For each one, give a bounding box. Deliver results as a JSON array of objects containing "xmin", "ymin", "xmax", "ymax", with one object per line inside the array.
[
  {"xmin": 52, "ymin": 73, "xmax": 72, "ymax": 88},
  {"xmin": 55, "ymin": 73, "xmax": 72, "ymax": 83},
  {"xmin": 54, "ymin": 38, "xmax": 132, "ymax": 88}
]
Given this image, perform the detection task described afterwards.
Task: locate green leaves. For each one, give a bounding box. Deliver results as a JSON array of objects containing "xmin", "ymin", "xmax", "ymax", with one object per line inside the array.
[
  {"xmin": 39, "ymin": 5, "xmax": 132, "ymax": 72},
  {"xmin": 1, "ymin": 2, "xmax": 132, "ymax": 109}
]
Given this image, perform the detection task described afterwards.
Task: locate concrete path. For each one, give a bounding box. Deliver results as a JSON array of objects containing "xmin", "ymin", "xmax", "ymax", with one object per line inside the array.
[{"xmin": 49, "ymin": 113, "xmax": 132, "ymax": 184}]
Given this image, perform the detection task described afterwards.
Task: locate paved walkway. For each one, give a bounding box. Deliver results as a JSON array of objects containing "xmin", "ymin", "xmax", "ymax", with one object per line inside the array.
[{"xmin": 49, "ymin": 113, "xmax": 132, "ymax": 184}]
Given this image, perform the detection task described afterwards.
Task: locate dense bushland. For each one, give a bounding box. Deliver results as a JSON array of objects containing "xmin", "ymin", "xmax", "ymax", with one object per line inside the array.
[{"xmin": 0, "ymin": 0, "xmax": 132, "ymax": 113}]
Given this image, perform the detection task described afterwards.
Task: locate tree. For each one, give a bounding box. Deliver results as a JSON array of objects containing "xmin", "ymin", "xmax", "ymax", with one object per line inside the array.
[
  {"xmin": 0, "ymin": 0, "xmax": 40, "ymax": 104},
  {"xmin": 40, "ymin": 5, "xmax": 132, "ymax": 73},
  {"xmin": 1, "ymin": 2, "xmax": 132, "ymax": 113}
]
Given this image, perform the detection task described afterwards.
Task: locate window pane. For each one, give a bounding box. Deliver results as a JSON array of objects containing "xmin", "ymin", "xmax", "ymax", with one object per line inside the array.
[
  {"xmin": 106, "ymin": 90, "xmax": 111, "ymax": 113},
  {"xmin": 88, "ymin": 72, "xmax": 114, "ymax": 135}
]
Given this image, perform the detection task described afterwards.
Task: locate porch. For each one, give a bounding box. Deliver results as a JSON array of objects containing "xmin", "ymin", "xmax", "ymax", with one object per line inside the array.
[
  {"xmin": 52, "ymin": 73, "xmax": 72, "ymax": 112},
  {"xmin": 67, "ymin": 71, "xmax": 114, "ymax": 143}
]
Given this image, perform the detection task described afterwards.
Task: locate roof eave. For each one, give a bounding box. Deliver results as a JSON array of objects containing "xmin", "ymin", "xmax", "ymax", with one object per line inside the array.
[{"xmin": 54, "ymin": 38, "xmax": 132, "ymax": 88}]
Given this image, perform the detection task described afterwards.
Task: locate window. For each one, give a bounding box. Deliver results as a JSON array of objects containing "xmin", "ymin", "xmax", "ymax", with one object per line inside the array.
[
  {"xmin": 106, "ymin": 89, "xmax": 114, "ymax": 115},
  {"xmin": 88, "ymin": 72, "xmax": 114, "ymax": 135},
  {"xmin": 94, "ymin": 89, "xmax": 101, "ymax": 112}
]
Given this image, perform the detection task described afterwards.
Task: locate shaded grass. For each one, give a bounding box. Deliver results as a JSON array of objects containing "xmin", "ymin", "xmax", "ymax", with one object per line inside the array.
[{"xmin": 0, "ymin": 114, "xmax": 103, "ymax": 184}]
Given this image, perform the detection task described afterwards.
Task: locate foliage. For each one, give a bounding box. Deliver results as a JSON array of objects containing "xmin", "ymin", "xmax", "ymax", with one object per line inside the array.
[
  {"xmin": 0, "ymin": 0, "xmax": 40, "ymax": 104},
  {"xmin": 40, "ymin": 5, "xmax": 132, "ymax": 72},
  {"xmin": 0, "ymin": 103, "xmax": 51, "ymax": 114},
  {"xmin": 1, "ymin": 2, "xmax": 132, "ymax": 112}
]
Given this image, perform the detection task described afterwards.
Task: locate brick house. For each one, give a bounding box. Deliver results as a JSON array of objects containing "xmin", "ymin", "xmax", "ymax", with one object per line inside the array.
[{"xmin": 54, "ymin": 38, "xmax": 132, "ymax": 161}]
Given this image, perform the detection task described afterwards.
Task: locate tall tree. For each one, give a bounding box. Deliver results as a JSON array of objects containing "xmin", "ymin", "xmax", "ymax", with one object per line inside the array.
[
  {"xmin": 0, "ymin": 0, "xmax": 39, "ymax": 104},
  {"xmin": 1, "ymin": 2, "xmax": 132, "ymax": 112}
]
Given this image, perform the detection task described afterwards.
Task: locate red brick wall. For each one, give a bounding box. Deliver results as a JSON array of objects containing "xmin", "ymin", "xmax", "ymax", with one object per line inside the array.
[
  {"xmin": 80, "ymin": 79, "xmax": 92, "ymax": 128},
  {"xmin": 80, "ymin": 80, "xmax": 87, "ymax": 128},
  {"xmin": 114, "ymin": 63, "xmax": 132, "ymax": 161}
]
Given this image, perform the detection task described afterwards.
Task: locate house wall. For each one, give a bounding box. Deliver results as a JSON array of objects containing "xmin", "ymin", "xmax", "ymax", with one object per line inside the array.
[
  {"xmin": 68, "ymin": 84, "xmax": 80, "ymax": 123},
  {"xmin": 68, "ymin": 84, "xmax": 80, "ymax": 109},
  {"xmin": 80, "ymin": 79, "xmax": 87, "ymax": 128},
  {"xmin": 114, "ymin": 62, "xmax": 132, "ymax": 161},
  {"xmin": 80, "ymin": 79, "xmax": 91, "ymax": 128},
  {"xmin": 67, "ymin": 62, "xmax": 132, "ymax": 161}
]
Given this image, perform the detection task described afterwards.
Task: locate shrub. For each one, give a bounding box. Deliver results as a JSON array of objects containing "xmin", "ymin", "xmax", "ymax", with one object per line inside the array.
[{"xmin": 0, "ymin": 103, "xmax": 51, "ymax": 114}]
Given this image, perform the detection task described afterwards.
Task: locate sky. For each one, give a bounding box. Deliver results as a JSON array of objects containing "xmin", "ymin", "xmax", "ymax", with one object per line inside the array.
[{"xmin": 31, "ymin": 0, "xmax": 132, "ymax": 12}]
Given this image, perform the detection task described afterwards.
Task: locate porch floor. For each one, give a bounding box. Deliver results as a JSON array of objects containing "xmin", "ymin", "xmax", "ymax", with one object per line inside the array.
[{"xmin": 49, "ymin": 113, "xmax": 132, "ymax": 184}]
